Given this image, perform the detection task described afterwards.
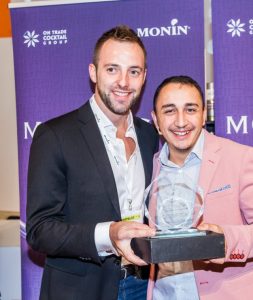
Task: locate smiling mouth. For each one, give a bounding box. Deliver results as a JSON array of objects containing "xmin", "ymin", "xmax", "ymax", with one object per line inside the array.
[
  {"xmin": 173, "ymin": 131, "xmax": 190, "ymax": 136},
  {"xmin": 112, "ymin": 89, "xmax": 134, "ymax": 98}
]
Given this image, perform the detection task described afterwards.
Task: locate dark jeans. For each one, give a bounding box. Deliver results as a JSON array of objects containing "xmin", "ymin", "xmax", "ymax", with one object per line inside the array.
[{"xmin": 118, "ymin": 276, "xmax": 148, "ymax": 300}]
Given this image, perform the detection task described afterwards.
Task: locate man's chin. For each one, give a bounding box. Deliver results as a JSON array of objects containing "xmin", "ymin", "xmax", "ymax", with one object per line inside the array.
[
  {"xmin": 172, "ymin": 142, "xmax": 193, "ymax": 153},
  {"xmin": 112, "ymin": 101, "xmax": 136, "ymax": 115},
  {"xmin": 109, "ymin": 105, "xmax": 131, "ymax": 116}
]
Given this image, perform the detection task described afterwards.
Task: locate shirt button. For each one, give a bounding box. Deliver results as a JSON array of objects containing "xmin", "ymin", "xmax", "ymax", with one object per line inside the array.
[
  {"xmin": 241, "ymin": 254, "xmax": 245, "ymax": 259},
  {"xmin": 230, "ymin": 254, "xmax": 233, "ymax": 260},
  {"xmin": 236, "ymin": 254, "xmax": 241, "ymax": 259}
]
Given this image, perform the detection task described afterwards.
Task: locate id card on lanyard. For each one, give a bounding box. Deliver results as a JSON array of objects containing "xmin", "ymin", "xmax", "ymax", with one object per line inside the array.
[{"xmin": 121, "ymin": 208, "xmax": 143, "ymax": 223}]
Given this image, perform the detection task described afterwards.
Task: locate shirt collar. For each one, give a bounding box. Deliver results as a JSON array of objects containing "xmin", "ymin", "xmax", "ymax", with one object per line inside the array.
[{"xmin": 159, "ymin": 129, "xmax": 205, "ymax": 167}]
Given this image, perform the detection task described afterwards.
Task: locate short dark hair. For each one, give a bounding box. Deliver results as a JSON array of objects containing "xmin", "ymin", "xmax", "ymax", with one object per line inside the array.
[
  {"xmin": 93, "ymin": 25, "xmax": 147, "ymax": 68},
  {"xmin": 153, "ymin": 75, "xmax": 205, "ymax": 112}
]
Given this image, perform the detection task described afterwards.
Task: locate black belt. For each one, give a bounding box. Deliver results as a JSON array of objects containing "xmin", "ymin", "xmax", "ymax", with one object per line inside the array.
[{"xmin": 120, "ymin": 264, "xmax": 149, "ymax": 280}]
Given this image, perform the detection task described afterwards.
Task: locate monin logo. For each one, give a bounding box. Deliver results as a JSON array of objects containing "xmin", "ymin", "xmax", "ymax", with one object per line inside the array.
[
  {"xmin": 137, "ymin": 19, "xmax": 190, "ymax": 37},
  {"xmin": 226, "ymin": 116, "xmax": 251, "ymax": 134},
  {"xmin": 24, "ymin": 121, "xmax": 41, "ymax": 139}
]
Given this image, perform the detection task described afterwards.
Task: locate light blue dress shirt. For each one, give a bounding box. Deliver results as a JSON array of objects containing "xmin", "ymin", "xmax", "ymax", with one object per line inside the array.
[{"xmin": 153, "ymin": 131, "xmax": 205, "ymax": 300}]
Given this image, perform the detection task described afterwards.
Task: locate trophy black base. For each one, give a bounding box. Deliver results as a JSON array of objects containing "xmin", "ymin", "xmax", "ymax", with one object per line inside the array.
[{"xmin": 131, "ymin": 231, "xmax": 225, "ymax": 263}]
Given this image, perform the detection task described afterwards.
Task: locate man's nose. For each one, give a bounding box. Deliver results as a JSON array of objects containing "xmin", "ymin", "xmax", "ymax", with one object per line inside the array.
[
  {"xmin": 174, "ymin": 111, "xmax": 187, "ymax": 127},
  {"xmin": 117, "ymin": 71, "xmax": 129, "ymax": 88}
]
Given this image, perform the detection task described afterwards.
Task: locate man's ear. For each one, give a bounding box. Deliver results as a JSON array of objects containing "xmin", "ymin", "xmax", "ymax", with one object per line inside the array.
[
  {"xmin": 143, "ymin": 68, "xmax": 147, "ymax": 84},
  {"xmin": 151, "ymin": 111, "xmax": 162, "ymax": 135},
  {"xmin": 89, "ymin": 64, "xmax": 97, "ymax": 83}
]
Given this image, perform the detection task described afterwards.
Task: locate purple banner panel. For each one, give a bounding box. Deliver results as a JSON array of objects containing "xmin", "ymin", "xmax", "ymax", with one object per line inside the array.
[
  {"xmin": 212, "ymin": 0, "xmax": 253, "ymax": 146},
  {"xmin": 10, "ymin": 0, "xmax": 204, "ymax": 299}
]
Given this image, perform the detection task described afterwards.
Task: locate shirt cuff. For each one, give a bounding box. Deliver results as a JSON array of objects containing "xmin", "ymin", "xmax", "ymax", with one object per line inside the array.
[{"xmin": 95, "ymin": 221, "xmax": 118, "ymax": 256}]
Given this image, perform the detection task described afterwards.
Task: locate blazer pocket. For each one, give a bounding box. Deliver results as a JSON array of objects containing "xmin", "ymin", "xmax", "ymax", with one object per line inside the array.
[{"xmin": 206, "ymin": 188, "xmax": 234, "ymax": 200}]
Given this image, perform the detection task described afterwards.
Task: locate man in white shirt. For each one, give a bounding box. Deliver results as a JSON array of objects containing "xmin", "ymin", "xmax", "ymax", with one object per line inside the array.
[{"xmin": 26, "ymin": 25, "xmax": 158, "ymax": 300}]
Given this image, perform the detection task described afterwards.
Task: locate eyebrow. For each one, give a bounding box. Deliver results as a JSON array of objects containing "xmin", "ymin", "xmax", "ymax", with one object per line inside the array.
[
  {"xmin": 104, "ymin": 63, "xmax": 119, "ymax": 68},
  {"xmin": 160, "ymin": 103, "xmax": 200, "ymax": 110},
  {"xmin": 185, "ymin": 103, "xmax": 200, "ymax": 107},
  {"xmin": 104, "ymin": 64, "xmax": 144, "ymax": 71},
  {"xmin": 129, "ymin": 66, "xmax": 143, "ymax": 70},
  {"xmin": 161, "ymin": 104, "xmax": 175, "ymax": 110}
]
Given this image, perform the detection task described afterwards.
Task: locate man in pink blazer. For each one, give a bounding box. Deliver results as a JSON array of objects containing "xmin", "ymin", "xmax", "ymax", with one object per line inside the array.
[{"xmin": 148, "ymin": 75, "xmax": 253, "ymax": 300}]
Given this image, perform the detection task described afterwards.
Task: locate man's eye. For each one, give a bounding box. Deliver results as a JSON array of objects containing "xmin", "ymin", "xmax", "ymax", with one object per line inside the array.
[
  {"xmin": 107, "ymin": 67, "xmax": 117, "ymax": 73},
  {"xmin": 129, "ymin": 69, "xmax": 141, "ymax": 77},
  {"xmin": 164, "ymin": 109, "xmax": 175, "ymax": 114},
  {"xmin": 187, "ymin": 108, "xmax": 197, "ymax": 113}
]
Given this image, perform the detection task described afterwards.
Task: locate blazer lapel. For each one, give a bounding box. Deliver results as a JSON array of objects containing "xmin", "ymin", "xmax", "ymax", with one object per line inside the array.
[
  {"xmin": 134, "ymin": 118, "xmax": 152, "ymax": 188},
  {"xmin": 198, "ymin": 130, "xmax": 221, "ymax": 200},
  {"xmin": 78, "ymin": 102, "xmax": 121, "ymax": 219}
]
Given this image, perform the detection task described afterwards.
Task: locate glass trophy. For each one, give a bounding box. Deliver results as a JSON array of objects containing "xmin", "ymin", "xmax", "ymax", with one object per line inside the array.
[
  {"xmin": 144, "ymin": 170, "xmax": 205, "ymax": 238},
  {"xmin": 131, "ymin": 168, "xmax": 225, "ymax": 263}
]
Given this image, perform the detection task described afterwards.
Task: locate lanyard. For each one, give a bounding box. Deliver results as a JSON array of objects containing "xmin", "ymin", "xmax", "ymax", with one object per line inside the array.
[{"xmin": 94, "ymin": 112, "xmax": 134, "ymax": 211}]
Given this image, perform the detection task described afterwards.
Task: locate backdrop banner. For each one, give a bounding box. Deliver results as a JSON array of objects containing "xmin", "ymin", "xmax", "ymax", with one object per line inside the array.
[
  {"xmin": 212, "ymin": 0, "xmax": 253, "ymax": 146},
  {"xmin": 10, "ymin": 0, "xmax": 204, "ymax": 298}
]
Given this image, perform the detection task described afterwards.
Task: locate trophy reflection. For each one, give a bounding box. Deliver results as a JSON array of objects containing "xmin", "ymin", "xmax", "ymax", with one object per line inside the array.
[{"xmin": 145, "ymin": 170, "xmax": 204, "ymax": 237}]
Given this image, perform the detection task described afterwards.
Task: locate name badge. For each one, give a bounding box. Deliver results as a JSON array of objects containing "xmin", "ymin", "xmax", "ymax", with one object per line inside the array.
[{"xmin": 121, "ymin": 209, "xmax": 143, "ymax": 223}]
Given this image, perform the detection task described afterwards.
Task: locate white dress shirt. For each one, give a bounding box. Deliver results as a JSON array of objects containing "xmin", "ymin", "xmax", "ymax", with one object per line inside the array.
[{"xmin": 89, "ymin": 96, "xmax": 145, "ymax": 255}]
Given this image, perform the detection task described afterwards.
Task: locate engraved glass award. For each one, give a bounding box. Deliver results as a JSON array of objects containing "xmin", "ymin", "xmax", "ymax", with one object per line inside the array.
[
  {"xmin": 144, "ymin": 170, "xmax": 205, "ymax": 237},
  {"xmin": 131, "ymin": 168, "xmax": 225, "ymax": 263}
]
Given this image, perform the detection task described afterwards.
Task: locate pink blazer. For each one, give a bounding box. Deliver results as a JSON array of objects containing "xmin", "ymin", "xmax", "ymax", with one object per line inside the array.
[{"xmin": 147, "ymin": 130, "xmax": 253, "ymax": 300}]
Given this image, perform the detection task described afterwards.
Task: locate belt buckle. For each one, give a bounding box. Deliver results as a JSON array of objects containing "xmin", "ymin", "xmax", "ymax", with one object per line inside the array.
[{"xmin": 121, "ymin": 266, "xmax": 128, "ymax": 280}]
